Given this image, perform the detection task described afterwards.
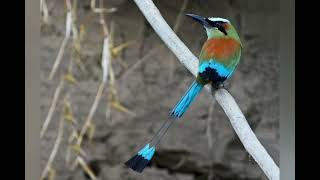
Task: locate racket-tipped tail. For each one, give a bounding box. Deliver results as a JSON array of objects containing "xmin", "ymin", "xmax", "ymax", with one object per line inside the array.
[{"xmin": 125, "ymin": 144, "xmax": 156, "ymax": 173}]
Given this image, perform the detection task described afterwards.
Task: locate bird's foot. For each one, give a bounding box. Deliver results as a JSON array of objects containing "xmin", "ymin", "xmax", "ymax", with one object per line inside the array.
[
  {"xmin": 212, "ymin": 82, "xmax": 224, "ymax": 90},
  {"xmin": 212, "ymin": 82, "xmax": 230, "ymax": 92},
  {"xmin": 222, "ymin": 82, "xmax": 231, "ymax": 90}
]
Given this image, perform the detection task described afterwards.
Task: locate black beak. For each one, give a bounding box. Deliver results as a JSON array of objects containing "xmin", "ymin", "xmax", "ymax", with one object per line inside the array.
[{"xmin": 185, "ymin": 14, "xmax": 210, "ymax": 28}]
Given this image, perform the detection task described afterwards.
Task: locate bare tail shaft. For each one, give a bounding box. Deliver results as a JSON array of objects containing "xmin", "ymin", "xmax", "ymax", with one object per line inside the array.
[{"xmin": 125, "ymin": 118, "xmax": 176, "ymax": 173}]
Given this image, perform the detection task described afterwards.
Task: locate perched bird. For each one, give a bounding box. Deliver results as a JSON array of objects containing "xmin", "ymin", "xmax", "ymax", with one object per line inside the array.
[{"xmin": 125, "ymin": 14, "xmax": 242, "ymax": 173}]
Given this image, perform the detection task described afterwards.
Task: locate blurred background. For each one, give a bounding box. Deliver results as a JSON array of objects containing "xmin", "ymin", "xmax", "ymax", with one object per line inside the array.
[{"xmin": 40, "ymin": 0, "xmax": 279, "ymax": 179}]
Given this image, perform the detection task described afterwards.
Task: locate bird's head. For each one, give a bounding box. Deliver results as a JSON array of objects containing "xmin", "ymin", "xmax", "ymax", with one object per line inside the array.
[{"xmin": 185, "ymin": 14, "xmax": 241, "ymax": 44}]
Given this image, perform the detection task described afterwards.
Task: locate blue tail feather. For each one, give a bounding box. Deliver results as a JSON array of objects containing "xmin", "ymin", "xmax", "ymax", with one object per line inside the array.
[
  {"xmin": 125, "ymin": 144, "xmax": 156, "ymax": 173},
  {"xmin": 125, "ymin": 81, "xmax": 203, "ymax": 172},
  {"xmin": 170, "ymin": 80, "xmax": 204, "ymax": 118},
  {"xmin": 137, "ymin": 144, "xmax": 150, "ymax": 155}
]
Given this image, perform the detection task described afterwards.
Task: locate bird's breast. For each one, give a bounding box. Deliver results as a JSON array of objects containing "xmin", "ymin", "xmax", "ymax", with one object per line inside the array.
[{"xmin": 200, "ymin": 38, "xmax": 241, "ymax": 62}]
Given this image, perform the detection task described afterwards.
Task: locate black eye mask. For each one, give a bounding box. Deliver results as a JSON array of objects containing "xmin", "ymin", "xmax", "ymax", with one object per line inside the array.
[{"xmin": 205, "ymin": 19, "xmax": 228, "ymax": 35}]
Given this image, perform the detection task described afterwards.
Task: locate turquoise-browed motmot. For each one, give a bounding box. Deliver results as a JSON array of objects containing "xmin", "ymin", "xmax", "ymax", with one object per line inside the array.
[{"xmin": 125, "ymin": 14, "xmax": 242, "ymax": 173}]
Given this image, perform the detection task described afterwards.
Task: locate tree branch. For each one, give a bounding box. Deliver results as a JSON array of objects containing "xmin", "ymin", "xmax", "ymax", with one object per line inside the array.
[
  {"xmin": 41, "ymin": 112, "xmax": 65, "ymax": 180},
  {"xmin": 133, "ymin": 0, "xmax": 279, "ymax": 179}
]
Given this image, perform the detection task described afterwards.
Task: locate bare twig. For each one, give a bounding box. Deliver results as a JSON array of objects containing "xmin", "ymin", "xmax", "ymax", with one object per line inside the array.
[
  {"xmin": 173, "ymin": 0, "xmax": 189, "ymax": 32},
  {"xmin": 108, "ymin": 56, "xmax": 136, "ymax": 117},
  {"xmin": 76, "ymin": 81, "xmax": 105, "ymax": 146},
  {"xmin": 98, "ymin": 0, "xmax": 109, "ymax": 37},
  {"xmin": 42, "ymin": 55, "xmax": 76, "ymax": 140},
  {"xmin": 47, "ymin": 167, "xmax": 56, "ymax": 180},
  {"xmin": 77, "ymin": 156, "xmax": 97, "ymax": 180},
  {"xmin": 206, "ymin": 100, "xmax": 215, "ymax": 154},
  {"xmin": 119, "ymin": 45, "xmax": 164, "ymax": 80},
  {"xmin": 133, "ymin": 0, "xmax": 280, "ymax": 179},
  {"xmin": 48, "ymin": 37, "xmax": 69, "ymax": 80},
  {"xmin": 41, "ymin": 80, "xmax": 64, "ymax": 138},
  {"xmin": 111, "ymin": 100, "xmax": 136, "ymax": 117},
  {"xmin": 75, "ymin": 0, "xmax": 111, "ymax": 147},
  {"xmin": 48, "ymin": 0, "xmax": 73, "ymax": 80},
  {"xmin": 91, "ymin": 0, "xmax": 117, "ymax": 14},
  {"xmin": 206, "ymin": 99, "xmax": 216, "ymax": 180},
  {"xmin": 63, "ymin": 96, "xmax": 81, "ymax": 167},
  {"xmin": 40, "ymin": 0, "xmax": 50, "ymax": 24},
  {"xmin": 109, "ymin": 20, "xmax": 115, "ymax": 48},
  {"xmin": 41, "ymin": 113, "xmax": 65, "ymax": 180},
  {"xmin": 171, "ymin": 157, "xmax": 186, "ymax": 170},
  {"xmin": 105, "ymin": 101, "xmax": 112, "ymax": 124},
  {"xmin": 111, "ymin": 41, "xmax": 136, "ymax": 58},
  {"xmin": 65, "ymin": 143, "xmax": 87, "ymax": 168},
  {"xmin": 99, "ymin": 0, "xmax": 110, "ymax": 84},
  {"xmin": 102, "ymin": 37, "xmax": 110, "ymax": 83},
  {"xmin": 169, "ymin": 0, "xmax": 189, "ymax": 82}
]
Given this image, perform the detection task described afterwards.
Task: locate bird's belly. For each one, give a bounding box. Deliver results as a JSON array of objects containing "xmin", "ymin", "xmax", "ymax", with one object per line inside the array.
[{"xmin": 198, "ymin": 61, "xmax": 232, "ymax": 83}]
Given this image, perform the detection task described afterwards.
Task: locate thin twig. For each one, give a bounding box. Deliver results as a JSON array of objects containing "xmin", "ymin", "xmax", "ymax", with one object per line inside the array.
[
  {"xmin": 76, "ymin": 81, "xmax": 105, "ymax": 146},
  {"xmin": 133, "ymin": 1, "xmax": 279, "ymax": 179},
  {"xmin": 109, "ymin": 20, "xmax": 115, "ymax": 50},
  {"xmin": 41, "ymin": 112, "xmax": 65, "ymax": 180},
  {"xmin": 99, "ymin": 0, "xmax": 110, "ymax": 84},
  {"xmin": 119, "ymin": 45, "xmax": 164, "ymax": 80},
  {"xmin": 171, "ymin": 157, "xmax": 186, "ymax": 170},
  {"xmin": 91, "ymin": 0, "xmax": 117, "ymax": 14},
  {"xmin": 41, "ymin": 0, "xmax": 50, "ymax": 24},
  {"xmin": 42, "ymin": 51, "xmax": 77, "ymax": 141},
  {"xmin": 98, "ymin": 0, "xmax": 109, "ymax": 37},
  {"xmin": 169, "ymin": 0, "xmax": 189, "ymax": 82},
  {"xmin": 105, "ymin": 100, "xmax": 112, "ymax": 125},
  {"xmin": 63, "ymin": 96, "xmax": 81, "ymax": 167},
  {"xmin": 75, "ymin": 0, "xmax": 111, "ymax": 147},
  {"xmin": 109, "ymin": 55, "xmax": 136, "ymax": 117},
  {"xmin": 41, "ymin": 80, "xmax": 65, "ymax": 138},
  {"xmin": 206, "ymin": 99, "xmax": 215, "ymax": 180},
  {"xmin": 49, "ymin": 37, "xmax": 69, "ymax": 80},
  {"xmin": 173, "ymin": 0, "xmax": 188, "ymax": 32},
  {"xmin": 77, "ymin": 156, "xmax": 97, "ymax": 180},
  {"xmin": 206, "ymin": 100, "xmax": 215, "ymax": 154},
  {"xmin": 48, "ymin": 0, "xmax": 73, "ymax": 80},
  {"xmin": 102, "ymin": 37, "xmax": 110, "ymax": 83}
]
